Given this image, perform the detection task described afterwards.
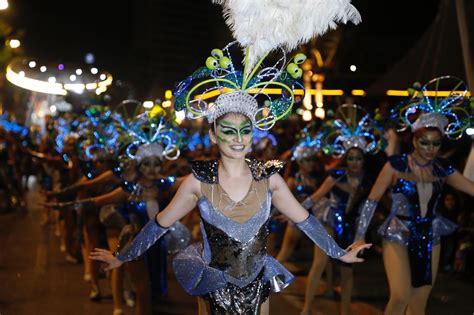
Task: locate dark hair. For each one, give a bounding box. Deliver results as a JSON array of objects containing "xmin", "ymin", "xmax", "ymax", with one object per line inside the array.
[{"xmin": 413, "ymin": 126, "xmax": 442, "ymax": 139}]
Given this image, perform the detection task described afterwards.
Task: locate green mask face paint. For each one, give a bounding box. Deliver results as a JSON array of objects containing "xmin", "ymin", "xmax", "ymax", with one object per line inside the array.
[{"xmin": 216, "ymin": 119, "xmax": 253, "ymax": 144}]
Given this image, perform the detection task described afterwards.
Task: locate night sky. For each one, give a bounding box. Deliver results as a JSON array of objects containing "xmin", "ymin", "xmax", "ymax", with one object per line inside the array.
[{"xmin": 4, "ymin": 0, "xmax": 449, "ymax": 99}]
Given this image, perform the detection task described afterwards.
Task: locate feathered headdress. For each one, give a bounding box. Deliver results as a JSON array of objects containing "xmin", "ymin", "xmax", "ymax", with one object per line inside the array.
[
  {"xmin": 115, "ymin": 111, "xmax": 182, "ymax": 162},
  {"xmin": 291, "ymin": 122, "xmax": 321, "ymax": 160},
  {"xmin": 174, "ymin": 42, "xmax": 306, "ymax": 130},
  {"xmin": 212, "ymin": 0, "xmax": 361, "ymax": 68},
  {"xmin": 174, "ymin": 0, "xmax": 361, "ymax": 130},
  {"xmin": 392, "ymin": 76, "xmax": 471, "ymax": 139},
  {"xmin": 78, "ymin": 106, "xmax": 123, "ymax": 160},
  {"xmin": 320, "ymin": 104, "xmax": 385, "ymax": 158}
]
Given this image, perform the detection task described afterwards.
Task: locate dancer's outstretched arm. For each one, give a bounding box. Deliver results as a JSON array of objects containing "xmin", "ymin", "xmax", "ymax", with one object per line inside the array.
[
  {"xmin": 90, "ymin": 174, "xmax": 200, "ymax": 270},
  {"xmin": 445, "ymin": 171, "xmax": 474, "ymax": 196},
  {"xmin": 354, "ymin": 162, "xmax": 394, "ymax": 242}
]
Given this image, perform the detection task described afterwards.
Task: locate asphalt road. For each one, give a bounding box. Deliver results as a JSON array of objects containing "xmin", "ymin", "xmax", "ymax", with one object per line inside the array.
[{"xmin": 0, "ymin": 181, "xmax": 472, "ymax": 315}]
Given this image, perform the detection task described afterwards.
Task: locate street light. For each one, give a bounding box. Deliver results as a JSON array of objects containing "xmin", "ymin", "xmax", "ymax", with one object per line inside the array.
[
  {"xmin": 0, "ymin": 0, "xmax": 8, "ymax": 10},
  {"xmin": 8, "ymin": 39, "xmax": 20, "ymax": 49}
]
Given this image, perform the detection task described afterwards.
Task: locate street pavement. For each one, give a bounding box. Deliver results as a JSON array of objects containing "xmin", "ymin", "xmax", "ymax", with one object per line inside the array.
[{"xmin": 0, "ymin": 181, "xmax": 472, "ymax": 315}]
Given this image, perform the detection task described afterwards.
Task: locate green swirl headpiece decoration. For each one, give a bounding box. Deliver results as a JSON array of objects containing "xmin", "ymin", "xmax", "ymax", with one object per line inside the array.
[{"xmin": 174, "ymin": 41, "xmax": 305, "ymax": 130}]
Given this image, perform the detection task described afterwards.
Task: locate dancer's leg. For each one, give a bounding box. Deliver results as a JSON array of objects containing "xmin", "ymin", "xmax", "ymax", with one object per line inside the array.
[
  {"xmin": 301, "ymin": 245, "xmax": 329, "ymax": 314},
  {"xmin": 339, "ymin": 265, "xmax": 353, "ymax": 315},
  {"xmin": 382, "ymin": 240, "xmax": 411, "ymax": 315},
  {"xmin": 276, "ymin": 223, "xmax": 301, "ymax": 262},
  {"xmin": 406, "ymin": 244, "xmax": 440, "ymax": 315}
]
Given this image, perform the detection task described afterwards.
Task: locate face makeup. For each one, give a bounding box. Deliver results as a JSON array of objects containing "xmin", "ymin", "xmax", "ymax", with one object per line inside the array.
[
  {"xmin": 413, "ymin": 130, "xmax": 442, "ymax": 163},
  {"xmin": 213, "ymin": 114, "xmax": 253, "ymax": 159}
]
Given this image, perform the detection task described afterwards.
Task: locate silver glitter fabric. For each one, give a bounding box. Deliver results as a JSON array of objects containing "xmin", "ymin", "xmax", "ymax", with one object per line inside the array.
[
  {"xmin": 116, "ymin": 219, "xmax": 168, "ymax": 262},
  {"xmin": 173, "ymin": 194, "xmax": 294, "ymax": 295},
  {"xmin": 172, "ymin": 159, "xmax": 295, "ymax": 308},
  {"xmin": 372, "ymin": 154, "xmax": 458, "ymax": 245},
  {"xmin": 208, "ymin": 91, "xmax": 259, "ymax": 125},
  {"xmin": 296, "ymin": 214, "xmax": 346, "ymax": 258},
  {"xmin": 173, "ymin": 158, "xmax": 347, "ymax": 311},
  {"xmin": 411, "ymin": 112, "xmax": 449, "ymax": 134},
  {"xmin": 135, "ymin": 143, "xmax": 164, "ymax": 162},
  {"xmin": 354, "ymin": 199, "xmax": 378, "ymax": 240},
  {"xmin": 164, "ymin": 221, "xmax": 192, "ymax": 255}
]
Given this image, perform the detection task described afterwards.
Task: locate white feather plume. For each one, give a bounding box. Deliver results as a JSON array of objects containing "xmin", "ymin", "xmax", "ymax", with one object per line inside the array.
[{"xmin": 213, "ymin": 0, "xmax": 361, "ymax": 67}]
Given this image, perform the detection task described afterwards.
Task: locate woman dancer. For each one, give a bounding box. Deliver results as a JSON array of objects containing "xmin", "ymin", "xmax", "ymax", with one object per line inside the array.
[
  {"xmin": 89, "ymin": 35, "xmax": 370, "ymax": 315},
  {"xmin": 276, "ymin": 125, "xmax": 324, "ymax": 265},
  {"xmin": 300, "ymin": 104, "xmax": 385, "ymax": 315},
  {"xmin": 354, "ymin": 76, "xmax": 474, "ymax": 315}
]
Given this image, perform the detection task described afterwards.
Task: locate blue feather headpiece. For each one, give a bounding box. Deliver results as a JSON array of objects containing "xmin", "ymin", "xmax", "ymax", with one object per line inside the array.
[
  {"xmin": 320, "ymin": 104, "xmax": 385, "ymax": 158},
  {"xmin": 393, "ymin": 76, "xmax": 471, "ymax": 139},
  {"xmin": 115, "ymin": 111, "xmax": 182, "ymax": 162}
]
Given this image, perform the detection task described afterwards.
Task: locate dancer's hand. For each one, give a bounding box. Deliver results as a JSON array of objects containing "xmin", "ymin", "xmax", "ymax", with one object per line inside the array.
[
  {"xmin": 338, "ymin": 243, "xmax": 372, "ymax": 263},
  {"xmin": 350, "ymin": 239, "xmax": 368, "ymax": 255},
  {"xmin": 89, "ymin": 248, "xmax": 123, "ymax": 271}
]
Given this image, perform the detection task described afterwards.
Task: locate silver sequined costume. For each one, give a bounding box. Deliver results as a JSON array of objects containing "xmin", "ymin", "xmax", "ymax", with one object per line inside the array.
[{"xmin": 173, "ymin": 159, "xmax": 346, "ymax": 314}]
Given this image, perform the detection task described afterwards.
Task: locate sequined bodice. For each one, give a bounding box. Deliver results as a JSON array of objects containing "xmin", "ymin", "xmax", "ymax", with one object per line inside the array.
[
  {"xmin": 188, "ymin": 159, "xmax": 284, "ymax": 282},
  {"xmin": 388, "ymin": 155, "xmax": 455, "ymax": 219},
  {"xmin": 203, "ymin": 218, "xmax": 269, "ymax": 279},
  {"xmin": 197, "ymin": 191, "xmax": 272, "ymax": 281}
]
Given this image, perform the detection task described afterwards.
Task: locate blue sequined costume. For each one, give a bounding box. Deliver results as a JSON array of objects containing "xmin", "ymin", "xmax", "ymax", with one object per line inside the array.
[
  {"xmin": 118, "ymin": 176, "xmax": 177, "ymax": 297},
  {"xmin": 293, "ymin": 171, "xmax": 319, "ymax": 202},
  {"xmin": 318, "ymin": 169, "xmax": 372, "ymax": 250},
  {"xmin": 378, "ymin": 154, "xmax": 457, "ymax": 287}
]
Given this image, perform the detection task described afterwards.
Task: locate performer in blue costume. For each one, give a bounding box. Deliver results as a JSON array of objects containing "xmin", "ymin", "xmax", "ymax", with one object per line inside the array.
[
  {"xmin": 49, "ymin": 111, "xmax": 189, "ymax": 315},
  {"xmin": 89, "ymin": 6, "xmax": 370, "ymax": 311},
  {"xmin": 354, "ymin": 76, "xmax": 474, "ymax": 315},
  {"xmin": 300, "ymin": 104, "xmax": 385, "ymax": 315},
  {"xmin": 275, "ymin": 123, "xmax": 324, "ymax": 264}
]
